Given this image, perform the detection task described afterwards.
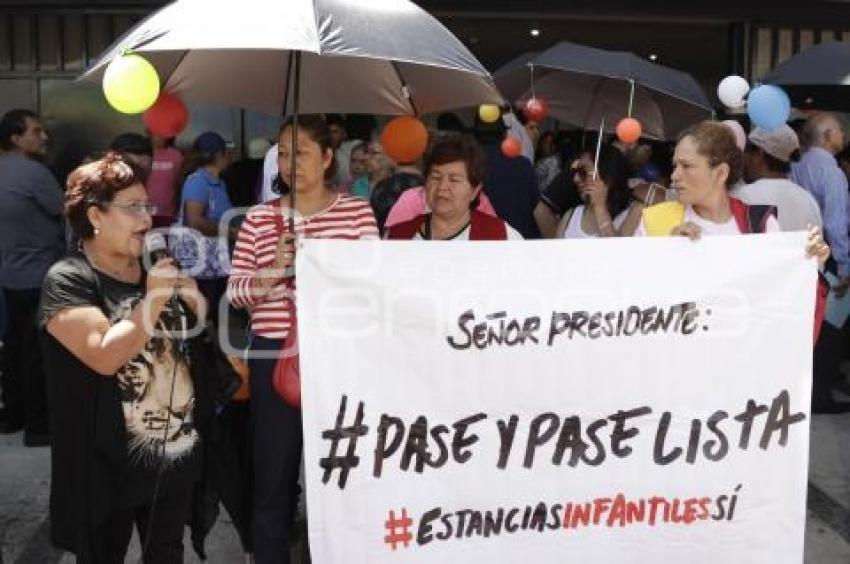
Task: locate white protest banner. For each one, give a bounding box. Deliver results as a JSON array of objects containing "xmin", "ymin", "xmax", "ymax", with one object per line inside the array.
[{"xmin": 297, "ymin": 234, "xmax": 815, "ymax": 564}]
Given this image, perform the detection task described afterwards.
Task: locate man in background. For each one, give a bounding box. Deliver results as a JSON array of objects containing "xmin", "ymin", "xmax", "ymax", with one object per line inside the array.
[{"xmin": 0, "ymin": 109, "xmax": 64, "ymax": 446}]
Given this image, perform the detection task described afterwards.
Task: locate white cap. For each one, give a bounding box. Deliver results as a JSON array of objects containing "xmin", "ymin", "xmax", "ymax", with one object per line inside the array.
[
  {"xmin": 748, "ymin": 125, "xmax": 800, "ymax": 163},
  {"xmin": 248, "ymin": 137, "xmax": 272, "ymax": 160}
]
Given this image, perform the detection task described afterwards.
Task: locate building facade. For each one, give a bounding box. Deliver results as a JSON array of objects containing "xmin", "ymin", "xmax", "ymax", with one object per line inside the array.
[{"xmin": 2, "ymin": 0, "xmax": 850, "ymax": 175}]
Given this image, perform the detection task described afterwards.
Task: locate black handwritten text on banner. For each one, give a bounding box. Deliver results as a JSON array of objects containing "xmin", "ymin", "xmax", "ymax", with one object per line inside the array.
[{"xmin": 297, "ymin": 236, "xmax": 815, "ymax": 564}]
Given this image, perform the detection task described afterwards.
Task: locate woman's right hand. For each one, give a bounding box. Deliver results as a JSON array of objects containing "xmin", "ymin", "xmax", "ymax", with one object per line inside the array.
[
  {"xmin": 146, "ymin": 257, "xmax": 182, "ymax": 305},
  {"xmin": 255, "ymin": 235, "xmax": 296, "ymax": 294},
  {"xmin": 670, "ymin": 222, "xmax": 702, "ymax": 240},
  {"xmin": 580, "ymin": 177, "xmax": 610, "ymax": 210},
  {"xmin": 272, "ymin": 234, "xmax": 296, "ymax": 273}
]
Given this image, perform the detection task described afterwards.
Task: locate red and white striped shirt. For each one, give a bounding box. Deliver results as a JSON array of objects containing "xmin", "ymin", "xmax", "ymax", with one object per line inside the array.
[{"xmin": 227, "ymin": 194, "xmax": 378, "ymax": 338}]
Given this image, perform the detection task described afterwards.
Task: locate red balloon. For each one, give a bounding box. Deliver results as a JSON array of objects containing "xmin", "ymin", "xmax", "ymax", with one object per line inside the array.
[
  {"xmin": 142, "ymin": 91, "xmax": 189, "ymax": 138},
  {"xmin": 523, "ymin": 97, "xmax": 549, "ymax": 122},
  {"xmin": 616, "ymin": 117, "xmax": 642, "ymax": 144},
  {"xmin": 501, "ymin": 135, "xmax": 523, "ymax": 158},
  {"xmin": 380, "ymin": 116, "xmax": 428, "ymax": 164}
]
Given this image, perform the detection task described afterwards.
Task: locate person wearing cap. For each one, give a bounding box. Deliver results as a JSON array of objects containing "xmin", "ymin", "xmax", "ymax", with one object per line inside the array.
[
  {"xmin": 635, "ymin": 121, "xmax": 828, "ymax": 270},
  {"xmin": 635, "ymin": 121, "xmax": 830, "ymax": 349},
  {"xmin": 177, "ymin": 131, "xmax": 235, "ymax": 321},
  {"xmin": 733, "ymin": 125, "xmax": 822, "ymax": 232}
]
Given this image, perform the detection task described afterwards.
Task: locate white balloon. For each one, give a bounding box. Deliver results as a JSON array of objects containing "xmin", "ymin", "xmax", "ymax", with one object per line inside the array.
[{"xmin": 718, "ymin": 75, "xmax": 751, "ymax": 109}]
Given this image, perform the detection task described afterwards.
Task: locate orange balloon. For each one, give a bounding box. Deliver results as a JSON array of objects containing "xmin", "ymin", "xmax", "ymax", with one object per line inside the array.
[
  {"xmin": 380, "ymin": 116, "xmax": 428, "ymax": 164},
  {"xmin": 616, "ymin": 117, "xmax": 642, "ymax": 144},
  {"xmin": 501, "ymin": 135, "xmax": 523, "ymax": 158}
]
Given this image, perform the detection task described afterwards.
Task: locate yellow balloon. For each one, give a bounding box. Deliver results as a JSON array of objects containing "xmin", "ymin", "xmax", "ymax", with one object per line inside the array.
[
  {"xmin": 478, "ymin": 104, "xmax": 501, "ymax": 123},
  {"xmin": 102, "ymin": 53, "xmax": 160, "ymax": 114}
]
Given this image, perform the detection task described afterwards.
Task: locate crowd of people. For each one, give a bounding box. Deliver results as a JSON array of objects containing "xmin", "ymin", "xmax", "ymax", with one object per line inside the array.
[{"xmin": 0, "ymin": 104, "xmax": 843, "ymax": 562}]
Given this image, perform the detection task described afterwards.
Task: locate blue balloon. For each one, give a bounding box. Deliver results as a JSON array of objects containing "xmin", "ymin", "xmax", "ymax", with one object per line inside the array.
[{"xmin": 747, "ymin": 85, "xmax": 791, "ymax": 131}]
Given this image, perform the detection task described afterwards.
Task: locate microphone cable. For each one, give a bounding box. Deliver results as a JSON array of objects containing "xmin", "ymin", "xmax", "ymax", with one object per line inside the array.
[{"xmin": 139, "ymin": 298, "xmax": 188, "ymax": 563}]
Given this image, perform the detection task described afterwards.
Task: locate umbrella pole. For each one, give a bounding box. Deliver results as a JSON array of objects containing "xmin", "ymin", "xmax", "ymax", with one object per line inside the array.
[
  {"xmin": 530, "ymin": 63, "xmax": 536, "ymax": 100},
  {"xmin": 289, "ymin": 51, "xmax": 302, "ymax": 236},
  {"xmin": 592, "ymin": 116, "xmax": 605, "ymax": 181}
]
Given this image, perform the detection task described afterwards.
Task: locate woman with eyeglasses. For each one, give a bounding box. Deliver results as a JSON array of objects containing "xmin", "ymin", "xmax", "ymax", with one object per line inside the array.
[{"xmin": 38, "ymin": 152, "xmax": 208, "ymax": 562}]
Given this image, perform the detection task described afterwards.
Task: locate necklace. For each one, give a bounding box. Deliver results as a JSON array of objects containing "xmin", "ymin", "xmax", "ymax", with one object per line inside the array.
[
  {"xmin": 423, "ymin": 214, "xmax": 472, "ymax": 240},
  {"xmin": 83, "ymin": 245, "xmax": 139, "ymax": 283}
]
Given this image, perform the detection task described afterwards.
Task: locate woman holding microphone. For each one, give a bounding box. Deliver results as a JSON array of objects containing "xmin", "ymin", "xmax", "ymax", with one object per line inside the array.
[{"xmin": 39, "ymin": 152, "xmax": 208, "ymax": 562}]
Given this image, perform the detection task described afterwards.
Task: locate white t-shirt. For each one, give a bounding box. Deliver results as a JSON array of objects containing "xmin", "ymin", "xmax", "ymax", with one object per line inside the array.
[
  {"xmin": 260, "ymin": 144, "xmax": 279, "ymax": 204},
  {"xmin": 730, "ymin": 178, "xmax": 822, "ymax": 232},
  {"xmin": 635, "ymin": 204, "xmax": 781, "ymax": 237},
  {"xmin": 410, "ymin": 221, "xmax": 524, "ymax": 241},
  {"xmin": 562, "ymin": 205, "xmax": 630, "ymax": 239}
]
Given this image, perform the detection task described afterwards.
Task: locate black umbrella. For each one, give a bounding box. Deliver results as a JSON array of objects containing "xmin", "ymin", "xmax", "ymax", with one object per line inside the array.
[
  {"xmin": 82, "ymin": 0, "xmax": 503, "ymax": 230},
  {"xmin": 494, "ymin": 41, "xmax": 713, "ymax": 140},
  {"xmin": 764, "ymin": 41, "xmax": 850, "ymax": 111}
]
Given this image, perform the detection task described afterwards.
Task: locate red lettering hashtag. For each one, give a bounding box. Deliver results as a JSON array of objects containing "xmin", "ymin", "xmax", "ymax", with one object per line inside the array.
[{"xmin": 384, "ymin": 508, "xmax": 414, "ymax": 550}]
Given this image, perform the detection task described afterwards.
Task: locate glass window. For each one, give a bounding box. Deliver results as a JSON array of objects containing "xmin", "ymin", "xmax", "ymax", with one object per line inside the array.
[
  {"xmin": 112, "ymin": 15, "xmax": 134, "ymax": 40},
  {"xmin": 39, "ymin": 78, "xmax": 144, "ymax": 182},
  {"xmin": 800, "ymin": 30, "xmax": 814, "ymax": 50},
  {"xmin": 13, "ymin": 15, "xmax": 34, "ymax": 71},
  {"xmin": 62, "ymin": 14, "xmax": 84, "ymax": 71},
  {"xmin": 38, "ymin": 14, "xmax": 60, "ymax": 71},
  {"xmin": 176, "ymin": 104, "xmax": 239, "ymax": 151},
  {"xmin": 0, "ymin": 79, "xmax": 35, "ymax": 111},
  {"xmin": 86, "ymin": 14, "xmax": 112, "ymax": 66},
  {"xmin": 777, "ymin": 28, "xmax": 792, "ymax": 65},
  {"xmin": 752, "ymin": 27, "xmax": 773, "ymax": 80},
  {"xmin": 245, "ymin": 110, "xmax": 283, "ymax": 153},
  {"xmin": 0, "ymin": 16, "xmax": 11, "ymax": 71}
]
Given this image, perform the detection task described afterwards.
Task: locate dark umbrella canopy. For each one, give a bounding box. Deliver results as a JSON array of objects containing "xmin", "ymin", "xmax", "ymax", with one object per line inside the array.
[
  {"xmin": 764, "ymin": 41, "xmax": 850, "ymax": 110},
  {"xmin": 494, "ymin": 41, "xmax": 712, "ymax": 140},
  {"xmin": 488, "ymin": 50, "xmax": 538, "ymax": 105},
  {"xmin": 81, "ymin": 0, "xmax": 503, "ymax": 116}
]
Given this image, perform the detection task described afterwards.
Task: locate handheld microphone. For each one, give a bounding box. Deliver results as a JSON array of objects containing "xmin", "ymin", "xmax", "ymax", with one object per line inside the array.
[
  {"xmin": 144, "ymin": 232, "xmax": 183, "ymax": 309},
  {"xmin": 144, "ymin": 232, "xmax": 172, "ymax": 270},
  {"xmin": 144, "ymin": 233, "xmax": 186, "ymax": 343}
]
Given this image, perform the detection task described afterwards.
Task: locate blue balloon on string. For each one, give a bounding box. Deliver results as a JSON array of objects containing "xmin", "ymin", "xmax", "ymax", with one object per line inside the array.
[{"xmin": 747, "ymin": 85, "xmax": 791, "ymax": 131}]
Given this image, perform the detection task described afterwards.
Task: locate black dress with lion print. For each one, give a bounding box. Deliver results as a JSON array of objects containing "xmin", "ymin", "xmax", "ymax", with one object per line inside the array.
[{"xmin": 38, "ymin": 254, "xmax": 204, "ymax": 556}]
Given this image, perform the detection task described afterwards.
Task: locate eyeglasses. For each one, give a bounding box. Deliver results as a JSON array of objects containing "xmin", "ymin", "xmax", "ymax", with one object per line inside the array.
[{"xmin": 106, "ymin": 202, "xmax": 158, "ymax": 217}]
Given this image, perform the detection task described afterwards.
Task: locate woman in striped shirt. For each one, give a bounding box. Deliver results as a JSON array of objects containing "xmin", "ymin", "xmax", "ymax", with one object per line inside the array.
[{"xmin": 227, "ymin": 115, "xmax": 377, "ymax": 563}]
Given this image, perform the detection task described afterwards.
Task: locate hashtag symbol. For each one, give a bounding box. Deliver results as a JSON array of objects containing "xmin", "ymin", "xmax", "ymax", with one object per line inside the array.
[
  {"xmin": 320, "ymin": 395, "xmax": 369, "ymax": 489},
  {"xmin": 384, "ymin": 508, "xmax": 414, "ymax": 550}
]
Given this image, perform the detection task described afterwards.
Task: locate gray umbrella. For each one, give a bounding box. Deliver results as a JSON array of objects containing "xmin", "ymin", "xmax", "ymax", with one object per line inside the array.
[
  {"xmin": 80, "ymin": 0, "xmax": 503, "ymax": 116},
  {"xmin": 81, "ymin": 0, "xmax": 503, "ymax": 233},
  {"xmin": 494, "ymin": 41, "xmax": 712, "ymax": 140},
  {"xmin": 764, "ymin": 41, "xmax": 850, "ymax": 111}
]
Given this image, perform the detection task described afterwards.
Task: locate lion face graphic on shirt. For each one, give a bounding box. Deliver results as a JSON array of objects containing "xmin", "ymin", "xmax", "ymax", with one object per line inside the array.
[{"xmin": 115, "ymin": 298, "xmax": 199, "ymax": 467}]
